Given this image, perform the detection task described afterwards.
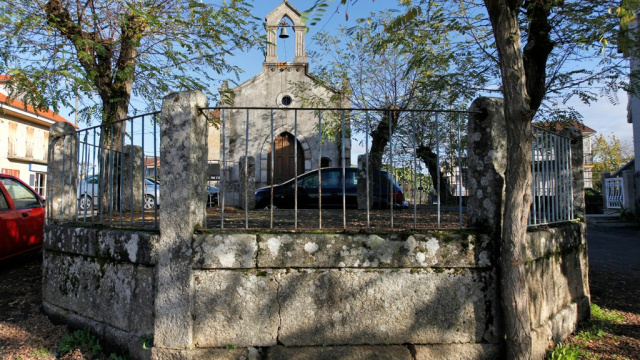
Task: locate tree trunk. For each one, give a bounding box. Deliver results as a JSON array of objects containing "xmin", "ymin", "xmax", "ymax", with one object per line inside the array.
[
  {"xmin": 369, "ymin": 106, "xmax": 401, "ymax": 169},
  {"xmin": 484, "ymin": 0, "xmax": 534, "ymax": 358},
  {"xmin": 416, "ymin": 144, "xmax": 455, "ymax": 204}
]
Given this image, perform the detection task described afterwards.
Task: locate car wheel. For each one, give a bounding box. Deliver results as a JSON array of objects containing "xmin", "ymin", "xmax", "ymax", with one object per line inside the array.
[
  {"xmin": 79, "ymin": 195, "xmax": 92, "ymax": 210},
  {"xmin": 144, "ymin": 195, "xmax": 156, "ymax": 210}
]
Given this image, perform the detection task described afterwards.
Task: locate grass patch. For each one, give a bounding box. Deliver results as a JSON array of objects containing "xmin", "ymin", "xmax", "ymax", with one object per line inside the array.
[
  {"xmin": 57, "ymin": 328, "xmax": 132, "ymax": 360},
  {"xmin": 546, "ymin": 304, "xmax": 628, "ymax": 359}
]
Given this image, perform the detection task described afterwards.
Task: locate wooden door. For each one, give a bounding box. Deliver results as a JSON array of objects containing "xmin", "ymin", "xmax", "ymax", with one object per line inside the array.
[{"xmin": 268, "ymin": 132, "xmax": 304, "ymax": 184}]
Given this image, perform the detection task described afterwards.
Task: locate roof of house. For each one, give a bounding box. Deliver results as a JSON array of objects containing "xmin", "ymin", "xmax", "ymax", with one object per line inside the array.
[
  {"xmin": 0, "ymin": 75, "xmax": 76, "ymax": 128},
  {"xmin": 535, "ymin": 120, "xmax": 596, "ymax": 134}
]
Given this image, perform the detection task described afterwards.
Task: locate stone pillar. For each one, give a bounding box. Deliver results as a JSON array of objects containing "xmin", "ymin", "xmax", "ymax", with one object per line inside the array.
[
  {"xmin": 153, "ymin": 91, "xmax": 208, "ymax": 356},
  {"xmin": 560, "ymin": 127, "xmax": 585, "ymax": 220},
  {"xmin": 46, "ymin": 122, "xmax": 78, "ymax": 224},
  {"xmin": 121, "ymin": 145, "xmax": 144, "ymax": 212},
  {"xmin": 357, "ymin": 154, "xmax": 374, "ymax": 210},
  {"xmin": 466, "ymin": 97, "xmax": 507, "ymax": 238},
  {"xmin": 239, "ymin": 156, "xmax": 256, "ymax": 210},
  {"xmin": 622, "ymin": 170, "xmax": 637, "ymax": 213}
]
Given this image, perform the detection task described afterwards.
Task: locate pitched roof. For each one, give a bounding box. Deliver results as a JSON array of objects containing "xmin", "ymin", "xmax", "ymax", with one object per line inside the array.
[
  {"xmin": 535, "ymin": 120, "xmax": 596, "ymax": 134},
  {"xmin": 0, "ymin": 93, "xmax": 76, "ymax": 126}
]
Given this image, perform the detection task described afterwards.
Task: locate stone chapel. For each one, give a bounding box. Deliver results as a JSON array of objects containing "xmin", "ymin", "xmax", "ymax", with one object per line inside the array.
[{"xmin": 211, "ymin": 0, "xmax": 351, "ymax": 206}]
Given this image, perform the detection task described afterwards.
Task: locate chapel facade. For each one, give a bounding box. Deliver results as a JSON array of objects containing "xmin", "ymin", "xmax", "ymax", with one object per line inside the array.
[{"xmin": 211, "ymin": 0, "xmax": 351, "ymax": 206}]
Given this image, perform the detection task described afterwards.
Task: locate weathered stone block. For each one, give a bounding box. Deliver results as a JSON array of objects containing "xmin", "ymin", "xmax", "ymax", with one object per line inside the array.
[
  {"xmin": 277, "ymin": 269, "xmax": 490, "ymax": 346},
  {"xmin": 192, "ymin": 234, "xmax": 258, "ymax": 268},
  {"xmin": 192, "ymin": 270, "xmax": 280, "ymax": 347},
  {"xmin": 466, "ymin": 97, "xmax": 506, "ymax": 237},
  {"xmin": 46, "ymin": 121, "xmax": 78, "ymax": 223},
  {"xmin": 267, "ymin": 345, "xmax": 413, "ymax": 360},
  {"xmin": 152, "ymin": 348, "xmax": 257, "ymax": 360},
  {"xmin": 257, "ymin": 233, "xmax": 492, "ymax": 268},
  {"xmin": 122, "ymin": 145, "xmax": 145, "ymax": 212},
  {"xmin": 42, "ymin": 252, "xmax": 154, "ymax": 333},
  {"xmin": 414, "ymin": 344, "xmax": 502, "ymax": 360}
]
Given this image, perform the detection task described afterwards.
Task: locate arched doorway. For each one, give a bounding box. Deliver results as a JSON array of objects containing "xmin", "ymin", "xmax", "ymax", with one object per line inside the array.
[{"xmin": 267, "ymin": 132, "xmax": 305, "ymax": 184}]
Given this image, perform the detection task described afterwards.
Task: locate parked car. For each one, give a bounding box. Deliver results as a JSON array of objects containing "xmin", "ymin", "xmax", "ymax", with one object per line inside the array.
[
  {"xmin": 254, "ymin": 167, "xmax": 408, "ymax": 209},
  {"xmin": 207, "ymin": 185, "xmax": 219, "ymax": 207},
  {"xmin": 78, "ymin": 175, "xmax": 159, "ymax": 210},
  {"xmin": 0, "ymin": 174, "xmax": 45, "ymax": 261}
]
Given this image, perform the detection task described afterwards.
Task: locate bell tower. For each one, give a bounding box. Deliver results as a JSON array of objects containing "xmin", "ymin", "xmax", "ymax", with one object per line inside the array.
[{"xmin": 264, "ymin": 1, "xmax": 308, "ymax": 67}]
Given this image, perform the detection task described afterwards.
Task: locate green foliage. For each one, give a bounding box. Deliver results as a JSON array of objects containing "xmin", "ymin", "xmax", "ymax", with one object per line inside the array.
[
  {"xmin": 32, "ymin": 348, "xmax": 53, "ymax": 357},
  {"xmin": 139, "ymin": 333, "xmax": 154, "ymax": 350},
  {"xmin": 0, "ymin": 0, "xmax": 261, "ymax": 124},
  {"xmin": 591, "ymin": 303, "xmax": 624, "ymax": 324},
  {"xmin": 591, "ymin": 134, "xmax": 634, "ymax": 190},
  {"xmin": 57, "ymin": 328, "xmax": 102, "ymax": 356},
  {"xmin": 546, "ymin": 342, "xmax": 583, "ymax": 360}
]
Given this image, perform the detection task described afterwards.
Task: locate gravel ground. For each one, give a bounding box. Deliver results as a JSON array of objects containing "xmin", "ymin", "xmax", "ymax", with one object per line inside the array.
[{"xmin": 1, "ymin": 223, "xmax": 639, "ymax": 359}]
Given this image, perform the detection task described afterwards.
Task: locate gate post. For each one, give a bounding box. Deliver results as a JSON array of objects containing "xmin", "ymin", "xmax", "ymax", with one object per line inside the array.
[
  {"xmin": 153, "ymin": 91, "xmax": 208, "ymax": 356},
  {"xmin": 239, "ymin": 156, "xmax": 256, "ymax": 210},
  {"xmin": 122, "ymin": 145, "xmax": 144, "ymax": 211},
  {"xmin": 466, "ymin": 97, "xmax": 507, "ymax": 238},
  {"xmin": 46, "ymin": 122, "xmax": 78, "ymax": 223}
]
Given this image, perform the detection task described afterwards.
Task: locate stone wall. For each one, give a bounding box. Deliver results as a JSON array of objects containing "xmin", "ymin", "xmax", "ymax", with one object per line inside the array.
[
  {"xmin": 42, "ymin": 226, "xmax": 158, "ymax": 360},
  {"xmin": 42, "ymin": 91, "xmax": 590, "ymax": 360},
  {"xmin": 157, "ymin": 231, "xmax": 502, "ymax": 359},
  {"xmin": 526, "ymin": 223, "xmax": 590, "ymax": 359}
]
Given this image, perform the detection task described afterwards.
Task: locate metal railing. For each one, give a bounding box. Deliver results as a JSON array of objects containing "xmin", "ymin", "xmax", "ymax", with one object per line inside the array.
[
  {"xmin": 604, "ymin": 177, "xmax": 624, "ymax": 209},
  {"xmin": 47, "ymin": 106, "xmax": 577, "ymax": 231},
  {"xmin": 203, "ymin": 106, "xmax": 471, "ymax": 230},
  {"xmin": 49, "ymin": 112, "xmax": 161, "ymax": 229},
  {"xmin": 529, "ymin": 126, "xmax": 575, "ymax": 226}
]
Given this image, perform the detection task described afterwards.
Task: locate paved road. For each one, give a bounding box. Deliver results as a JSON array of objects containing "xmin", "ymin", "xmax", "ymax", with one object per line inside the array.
[
  {"xmin": 587, "ymin": 223, "xmax": 640, "ymax": 313},
  {"xmin": 587, "ymin": 224, "xmax": 640, "ymax": 276}
]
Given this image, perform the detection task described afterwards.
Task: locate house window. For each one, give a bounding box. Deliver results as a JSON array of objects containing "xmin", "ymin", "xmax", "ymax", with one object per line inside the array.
[{"xmin": 29, "ymin": 173, "xmax": 46, "ymax": 196}]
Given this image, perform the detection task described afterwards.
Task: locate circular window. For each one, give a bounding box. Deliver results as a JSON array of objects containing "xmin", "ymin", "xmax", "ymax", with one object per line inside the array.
[{"xmin": 281, "ymin": 95, "xmax": 293, "ymax": 106}]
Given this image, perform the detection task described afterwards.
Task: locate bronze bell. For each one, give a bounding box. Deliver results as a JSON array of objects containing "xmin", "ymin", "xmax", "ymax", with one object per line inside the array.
[{"xmin": 279, "ymin": 26, "xmax": 290, "ymax": 39}]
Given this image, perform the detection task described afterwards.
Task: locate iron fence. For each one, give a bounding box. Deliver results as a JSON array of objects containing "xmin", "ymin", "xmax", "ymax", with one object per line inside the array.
[
  {"xmin": 47, "ymin": 106, "xmax": 577, "ymax": 231},
  {"xmin": 203, "ymin": 107, "xmax": 471, "ymax": 230},
  {"xmin": 529, "ymin": 125, "xmax": 575, "ymax": 226},
  {"xmin": 48, "ymin": 112, "xmax": 161, "ymax": 229}
]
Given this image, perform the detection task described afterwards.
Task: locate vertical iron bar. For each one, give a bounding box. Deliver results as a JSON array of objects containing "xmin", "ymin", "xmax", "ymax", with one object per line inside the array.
[
  {"xmin": 388, "ymin": 109, "xmax": 394, "ymax": 228},
  {"xmin": 109, "ymin": 124, "xmax": 115, "ymax": 225},
  {"xmin": 140, "ymin": 120, "xmax": 145, "ymax": 226},
  {"xmin": 61, "ymin": 136, "xmax": 67, "ymax": 223},
  {"xmin": 294, "ymin": 109, "xmax": 298, "ymax": 229},
  {"xmin": 82, "ymin": 132, "xmax": 89, "ymax": 222},
  {"xmin": 318, "ymin": 110, "xmax": 322, "ymax": 229},
  {"xmin": 436, "ymin": 113, "xmax": 441, "ymax": 228},
  {"xmin": 457, "ymin": 113, "xmax": 463, "ymax": 228},
  {"xmin": 120, "ymin": 121, "xmax": 125, "ymax": 225},
  {"xmin": 77, "ymin": 132, "xmax": 86, "ymax": 222},
  {"xmin": 221, "ymin": 109, "xmax": 226, "ymax": 229},
  {"xmin": 153, "ymin": 114, "xmax": 158, "ymax": 228},
  {"xmin": 554, "ymin": 134, "xmax": 560, "ymax": 222},
  {"xmin": 270, "ymin": 109, "xmax": 274, "ymax": 229},
  {"xmin": 92, "ymin": 128, "xmax": 98, "ymax": 226},
  {"xmin": 245, "ymin": 109, "xmax": 249, "ymax": 229},
  {"xmin": 130, "ymin": 119, "xmax": 134, "ymax": 224},
  {"xmin": 410, "ymin": 112, "xmax": 417, "ymax": 229},
  {"xmin": 365, "ymin": 111, "xmax": 370, "ymax": 228},
  {"xmin": 341, "ymin": 110, "xmax": 346, "ymax": 229}
]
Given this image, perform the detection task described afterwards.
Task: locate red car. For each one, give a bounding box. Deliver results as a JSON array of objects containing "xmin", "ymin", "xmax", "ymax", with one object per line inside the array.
[{"xmin": 0, "ymin": 174, "xmax": 45, "ymax": 261}]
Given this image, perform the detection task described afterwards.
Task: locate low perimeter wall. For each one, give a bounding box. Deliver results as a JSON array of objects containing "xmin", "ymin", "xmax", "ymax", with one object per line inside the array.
[
  {"xmin": 42, "ymin": 94, "xmax": 589, "ymax": 359},
  {"xmin": 42, "ymin": 222, "xmax": 588, "ymax": 360}
]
